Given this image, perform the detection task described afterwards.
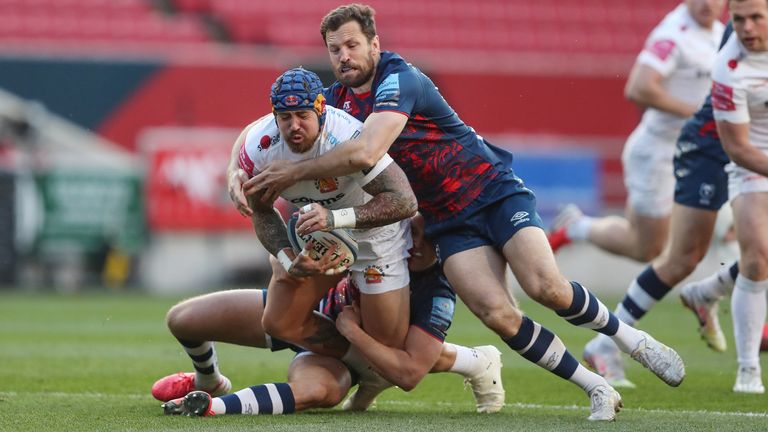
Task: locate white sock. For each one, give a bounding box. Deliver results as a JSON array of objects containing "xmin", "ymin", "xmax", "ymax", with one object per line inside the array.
[
  {"xmin": 178, "ymin": 340, "xmax": 222, "ymax": 390},
  {"xmin": 698, "ymin": 263, "xmax": 737, "ymax": 302},
  {"xmin": 210, "ymin": 397, "xmax": 226, "ymax": 415},
  {"xmin": 566, "ymin": 216, "xmax": 593, "ymax": 241},
  {"xmin": 570, "ymin": 364, "xmax": 610, "ymax": 393},
  {"xmin": 609, "ymin": 320, "xmax": 644, "ymax": 353},
  {"xmin": 446, "ymin": 343, "xmax": 485, "ymax": 377},
  {"xmin": 731, "ymin": 276, "xmax": 768, "ymax": 369}
]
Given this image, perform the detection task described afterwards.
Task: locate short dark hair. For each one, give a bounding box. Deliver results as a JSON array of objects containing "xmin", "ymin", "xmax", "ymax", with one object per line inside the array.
[{"xmin": 320, "ymin": 4, "xmax": 377, "ymax": 44}]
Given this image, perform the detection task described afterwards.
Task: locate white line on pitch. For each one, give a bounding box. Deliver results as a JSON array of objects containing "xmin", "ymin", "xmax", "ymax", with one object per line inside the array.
[{"xmin": 1, "ymin": 391, "xmax": 766, "ymax": 418}]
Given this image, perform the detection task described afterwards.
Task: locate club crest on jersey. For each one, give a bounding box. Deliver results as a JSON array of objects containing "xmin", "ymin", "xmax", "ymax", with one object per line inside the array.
[
  {"xmin": 364, "ymin": 265, "xmax": 384, "ymax": 284},
  {"xmin": 342, "ymin": 101, "xmax": 351, "ymax": 112},
  {"xmin": 315, "ymin": 177, "xmax": 339, "ymax": 193}
]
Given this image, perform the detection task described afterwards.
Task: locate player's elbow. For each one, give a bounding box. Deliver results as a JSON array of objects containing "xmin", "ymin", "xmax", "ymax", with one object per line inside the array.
[
  {"xmin": 625, "ymin": 85, "xmax": 650, "ymax": 107},
  {"xmin": 394, "ymin": 373, "xmax": 422, "ymax": 392},
  {"xmin": 348, "ymin": 152, "xmax": 379, "ymax": 171},
  {"xmin": 391, "ymin": 365, "xmax": 429, "ymax": 391}
]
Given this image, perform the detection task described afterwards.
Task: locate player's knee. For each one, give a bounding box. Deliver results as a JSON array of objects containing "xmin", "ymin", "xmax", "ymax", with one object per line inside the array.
[
  {"xmin": 739, "ymin": 253, "xmax": 768, "ymax": 281},
  {"xmin": 522, "ymin": 274, "xmax": 571, "ymax": 310},
  {"xmin": 300, "ymin": 380, "xmax": 344, "ymax": 408},
  {"xmin": 261, "ymin": 313, "xmax": 297, "ymax": 343},
  {"xmin": 470, "ymin": 300, "xmax": 521, "ymax": 336},
  {"xmin": 165, "ymin": 302, "xmax": 191, "ymax": 335}
]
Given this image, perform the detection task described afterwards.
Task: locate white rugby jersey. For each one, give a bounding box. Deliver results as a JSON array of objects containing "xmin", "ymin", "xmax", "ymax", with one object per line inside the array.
[
  {"xmin": 636, "ymin": 3, "xmax": 725, "ymax": 135},
  {"xmin": 238, "ymin": 106, "xmax": 410, "ymax": 263},
  {"xmin": 712, "ymin": 34, "xmax": 768, "ymax": 153}
]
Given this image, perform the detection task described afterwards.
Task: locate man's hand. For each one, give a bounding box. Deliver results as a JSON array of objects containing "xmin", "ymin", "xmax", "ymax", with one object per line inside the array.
[
  {"xmin": 228, "ymin": 168, "xmax": 253, "ymax": 217},
  {"xmin": 288, "ymin": 241, "xmax": 349, "ymax": 277},
  {"xmin": 336, "ymin": 304, "xmax": 363, "ymax": 338},
  {"xmin": 245, "ymin": 160, "xmax": 299, "ymax": 204},
  {"xmin": 296, "ymin": 203, "xmax": 333, "ymax": 234}
]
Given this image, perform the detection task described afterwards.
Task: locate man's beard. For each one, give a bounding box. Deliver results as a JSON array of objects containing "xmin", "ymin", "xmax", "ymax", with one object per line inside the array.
[{"xmin": 337, "ymin": 56, "xmax": 375, "ymax": 88}]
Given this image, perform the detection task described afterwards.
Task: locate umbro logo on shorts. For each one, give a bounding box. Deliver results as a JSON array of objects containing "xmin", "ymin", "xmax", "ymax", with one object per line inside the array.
[{"xmin": 510, "ymin": 211, "xmax": 530, "ymax": 227}]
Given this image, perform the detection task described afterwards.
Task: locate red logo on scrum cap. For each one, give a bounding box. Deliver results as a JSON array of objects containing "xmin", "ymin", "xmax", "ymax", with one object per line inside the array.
[{"xmin": 283, "ymin": 95, "xmax": 301, "ymax": 107}]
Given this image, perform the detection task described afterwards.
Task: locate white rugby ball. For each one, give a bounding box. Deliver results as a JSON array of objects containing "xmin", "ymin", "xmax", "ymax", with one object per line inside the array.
[{"xmin": 287, "ymin": 214, "xmax": 358, "ymax": 271}]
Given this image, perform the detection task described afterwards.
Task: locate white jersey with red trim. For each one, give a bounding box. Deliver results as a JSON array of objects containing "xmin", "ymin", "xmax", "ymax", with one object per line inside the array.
[
  {"xmin": 238, "ymin": 106, "xmax": 411, "ymax": 264},
  {"xmin": 636, "ymin": 3, "xmax": 725, "ymax": 135},
  {"xmin": 712, "ymin": 34, "xmax": 768, "ymax": 152}
]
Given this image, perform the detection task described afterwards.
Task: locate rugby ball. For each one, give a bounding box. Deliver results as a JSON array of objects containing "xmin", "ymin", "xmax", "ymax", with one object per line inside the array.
[{"xmin": 287, "ymin": 213, "xmax": 358, "ymax": 271}]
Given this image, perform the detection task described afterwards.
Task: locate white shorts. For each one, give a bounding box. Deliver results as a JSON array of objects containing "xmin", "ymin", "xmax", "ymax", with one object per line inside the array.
[
  {"xmin": 621, "ymin": 125, "xmax": 677, "ymax": 217},
  {"xmin": 727, "ymin": 162, "xmax": 768, "ymax": 200},
  {"xmin": 349, "ymin": 254, "xmax": 410, "ymax": 295},
  {"xmin": 348, "ymin": 219, "xmax": 411, "ymax": 295}
]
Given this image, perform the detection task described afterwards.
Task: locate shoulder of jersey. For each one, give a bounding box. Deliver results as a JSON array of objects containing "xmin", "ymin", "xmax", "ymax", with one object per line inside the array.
[
  {"xmin": 325, "ymin": 105, "xmax": 361, "ymax": 127},
  {"xmin": 246, "ymin": 116, "xmax": 282, "ymax": 154}
]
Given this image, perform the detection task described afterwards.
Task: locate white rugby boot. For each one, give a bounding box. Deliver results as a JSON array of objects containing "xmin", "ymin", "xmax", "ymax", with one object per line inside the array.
[
  {"xmin": 680, "ymin": 282, "xmax": 727, "ymax": 352},
  {"xmin": 629, "ymin": 331, "xmax": 685, "ymax": 387},
  {"xmin": 583, "ymin": 336, "xmax": 636, "ymax": 389},
  {"xmin": 586, "ymin": 384, "xmax": 622, "ymax": 421},
  {"xmin": 342, "ymin": 367, "xmax": 393, "ymax": 411},
  {"xmin": 464, "ymin": 345, "xmax": 505, "ymax": 413},
  {"xmin": 733, "ymin": 366, "xmax": 765, "ymax": 394}
]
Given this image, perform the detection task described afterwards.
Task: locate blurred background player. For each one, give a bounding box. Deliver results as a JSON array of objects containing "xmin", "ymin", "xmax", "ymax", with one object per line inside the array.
[
  {"xmin": 156, "ymin": 214, "xmax": 505, "ymax": 416},
  {"xmin": 234, "ymin": 4, "xmax": 690, "ymax": 421},
  {"xmin": 710, "ymin": 0, "xmax": 768, "ymax": 394},
  {"xmin": 582, "ymin": 24, "xmax": 737, "ymax": 389},
  {"xmin": 549, "ymin": 0, "xmax": 726, "ymax": 263}
]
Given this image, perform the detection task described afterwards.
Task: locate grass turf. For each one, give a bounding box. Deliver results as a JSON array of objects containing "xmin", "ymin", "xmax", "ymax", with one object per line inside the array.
[{"xmin": 0, "ymin": 290, "xmax": 765, "ymax": 431}]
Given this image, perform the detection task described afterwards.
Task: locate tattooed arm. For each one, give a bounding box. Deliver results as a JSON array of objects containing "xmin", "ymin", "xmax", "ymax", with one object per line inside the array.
[
  {"xmin": 246, "ymin": 189, "xmax": 292, "ymax": 257},
  {"xmin": 295, "ymin": 161, "xmax": 417, "ymax": 235},
  {"xmin": 355, "ymin": 161, "xmax": 418, "ymax": 228}
]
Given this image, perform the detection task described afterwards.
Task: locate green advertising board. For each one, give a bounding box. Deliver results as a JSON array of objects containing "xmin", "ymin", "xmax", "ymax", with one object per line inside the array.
[{"xmin": 35, "ymin": 170, "xmax": 144, "ymax": 255}]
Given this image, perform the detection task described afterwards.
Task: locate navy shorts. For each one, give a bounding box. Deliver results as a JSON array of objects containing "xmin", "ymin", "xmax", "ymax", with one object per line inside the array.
[
  {"xmin": 673, "ymin": 139, "xmax": 729, "ymax": 211},
  {"xmin": 432, "ymin": 189, "xmax": 544, "ymax": 262},
  {"xmin": 409, "ymin": 265, "xmax": 456, "ymax": 342},
  {"xmin": 265, "ymin": 264, "xmax": 456, "ymax": 350}
]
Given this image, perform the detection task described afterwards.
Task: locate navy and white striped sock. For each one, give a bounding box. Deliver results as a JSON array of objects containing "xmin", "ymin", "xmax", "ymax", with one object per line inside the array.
[
  {"xmin": 615, "ymin": 266, "xmax": 671, "ymax": 326},
  {"xmin": 212, "ymin": 383, "xmax": 296, "ymax": 415},
  {"xmin": 178, "ymin": 339, "xmax": 222, "ymax": 390},
  {"xmin": 556, "ymin": 281, "xmax": 620, "ymax": 335},
  {"xmin": 504, "ymin": 316, "xmax": 589, "ymax": 383}
]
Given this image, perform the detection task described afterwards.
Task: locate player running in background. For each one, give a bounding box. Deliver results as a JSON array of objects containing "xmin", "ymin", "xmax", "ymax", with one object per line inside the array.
[
  {"xmin": 582, "ymin": 24, "xmax": 738, "ymax": 389},
  {"xmin": 549, "ymin": 0, "xmax": 726, "ymax": 262},
  {"xmin": 710, "ymin": 0, "xmax": 768, "ymax": 394},
  {"xmin": 156, "ymin": 214, "xmax": 505, "ymax": 416},
  {"xmin": 234, "ymin": 4, "xmax": 686, "ymax": 421}
]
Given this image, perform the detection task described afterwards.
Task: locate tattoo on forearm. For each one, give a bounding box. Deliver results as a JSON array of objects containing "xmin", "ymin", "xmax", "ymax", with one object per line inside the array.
[
  {"xmin": 248, "ymin": 196, "xmax": 292, "ymax": 256},
  {"xmin": 357, "ymin": 164, "xmax": 418, "ymax": 228}
]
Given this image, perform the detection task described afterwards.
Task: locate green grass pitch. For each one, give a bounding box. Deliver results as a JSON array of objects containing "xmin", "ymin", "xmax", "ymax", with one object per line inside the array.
[{"xmin": 0, "ymin": 290, "xmax": 765, "ymax": 431}]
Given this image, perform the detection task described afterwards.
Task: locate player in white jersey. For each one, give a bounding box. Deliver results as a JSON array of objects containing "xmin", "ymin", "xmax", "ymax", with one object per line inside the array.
[
  {"xmin": 549, "ymin": 0, "xmax": 726, "ymax": 262},
  {"xmin": 239, "ymin": 68, "xmax": 417, "ymax": 366},
  {"xmin": 711, "ymin": 0, "xmax": 768, "ymax": 394}
]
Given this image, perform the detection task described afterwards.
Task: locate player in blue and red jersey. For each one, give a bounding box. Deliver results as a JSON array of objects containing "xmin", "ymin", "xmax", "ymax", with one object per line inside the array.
[{"xmin": 231, "ymin": 4, "xmax": 686, "ymax": 421}]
